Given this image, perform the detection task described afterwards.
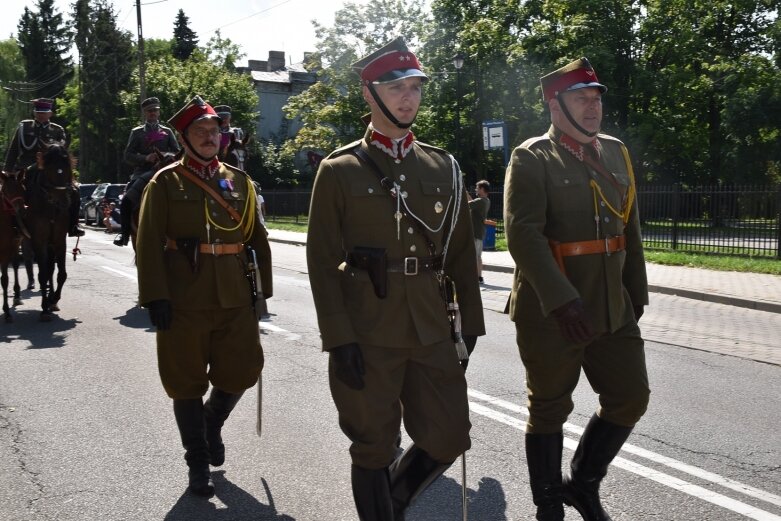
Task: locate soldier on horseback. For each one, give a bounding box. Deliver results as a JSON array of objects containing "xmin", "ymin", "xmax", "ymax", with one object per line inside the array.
[
  {"xmin": 214, "ymin": 105, "xmax": 249, "ymax": 171},
  {"xmin": 116, "ymin": 97, "xmax": 179, "ymax": 247},
  {"xmin": 3, "ymin": 97, "xmax": 84, "ymax": 238}
]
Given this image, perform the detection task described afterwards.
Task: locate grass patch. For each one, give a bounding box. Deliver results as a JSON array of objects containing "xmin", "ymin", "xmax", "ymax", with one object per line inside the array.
[
  {"xmin": 265, "ymin": 217, "xmax": 308, "ymax": 233},
  {"xmin": 643, "ymin": 250, "xmax": 781, "ymax": 275}
]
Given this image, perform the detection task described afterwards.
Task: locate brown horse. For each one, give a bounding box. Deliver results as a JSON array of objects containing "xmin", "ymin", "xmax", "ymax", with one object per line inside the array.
[
  {"xmin": 0, "ymin": 171, "xmax": 28, "ymax": 322},
  {"xmin": 23, "ymin": 143, "xmax": 73, "ymax": 321}
]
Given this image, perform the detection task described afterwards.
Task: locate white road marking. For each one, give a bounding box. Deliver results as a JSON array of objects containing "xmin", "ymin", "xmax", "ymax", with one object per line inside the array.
[
  {"xmin": 100, "ymin": 265, "xmax": 137, "ymax": 281},
  {"xmin": 259, "ymin": 322, "xmax": 301, "ymax": 341},
  {"xmin": 468, "ymin": 390, "xmax": 781, "ymax": 520}
]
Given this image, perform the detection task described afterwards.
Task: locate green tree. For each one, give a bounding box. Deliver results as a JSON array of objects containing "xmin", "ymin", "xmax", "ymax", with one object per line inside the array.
[
  {"xmin": 0, "ymin": 39, "xmax": 28, "ymax": 156},
  {"xmin": 204, "ymin": 30, "xmax": 245, "ymax": 70},
  {"xmin": 172, "ymin": 9, "xmax": 198, "ymax": 61},
  {"xmin": 282, "ymin": 0, "xmax": 429, "ymax": 186},
  {"xmin": 64, "ymin": 0, "xmax": 135, "ymax": 182}
]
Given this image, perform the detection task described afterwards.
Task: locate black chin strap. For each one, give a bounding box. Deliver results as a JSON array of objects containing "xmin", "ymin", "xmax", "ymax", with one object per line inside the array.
[
  {"xmin": 367, "ymin": 83, "xmax": 414, "ymax": 129},
  {"xmin": 556, "ymin": 93, "xmax": 598, "ymax": 138},
  {"xmin": 182, "ymin": 131, "xmax": 217, "ymax": 163}
]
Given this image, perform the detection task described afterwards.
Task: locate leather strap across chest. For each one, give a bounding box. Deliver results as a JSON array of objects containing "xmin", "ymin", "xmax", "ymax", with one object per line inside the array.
[{"xmin": 174, "ymin": 164, "xmax": 241, "ymax": 223}]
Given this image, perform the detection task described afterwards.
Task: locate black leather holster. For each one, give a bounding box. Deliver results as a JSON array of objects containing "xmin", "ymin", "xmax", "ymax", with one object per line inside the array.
[{"xmin": 346, "ymin": 247, "xmax": 387, "ymax": 299}]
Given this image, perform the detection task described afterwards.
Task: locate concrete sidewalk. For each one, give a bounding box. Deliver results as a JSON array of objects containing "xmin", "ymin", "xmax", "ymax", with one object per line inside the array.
[{"xmin": 268, "ymin": 228, "xmax": 781, "ymax": 314}]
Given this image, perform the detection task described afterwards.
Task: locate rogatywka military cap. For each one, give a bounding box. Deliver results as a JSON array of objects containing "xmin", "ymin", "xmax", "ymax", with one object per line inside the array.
[
  {"xmin": 32, "ymin": 98, "xmax": 54, "ymax": 112},
  {"xmin": 141, "ymin": 97, "xmax": 161, "ymax": 110},
  {"xmin": 167, "ymin": 95, "xmax": 221, "ymax": 133},
  {"xmin": 213, "ymin": 105, "xmax": 231, "ymax": 117},
  {"xmin": 540, "ymin": 57, "xmax": 607, "ymax": 102},
  {"xmin": 351, "ymin": 36, "xmax": 429, "ymax": 85}
]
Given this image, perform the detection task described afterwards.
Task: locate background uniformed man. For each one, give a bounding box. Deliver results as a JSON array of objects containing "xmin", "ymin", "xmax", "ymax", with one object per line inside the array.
[
  {"xmin": 4, "ymin": 97, "xmax": 84, "ymax": 237},
  {"xmin": 116, "ymin": 97, "xmax": 179, "ymax": 246},
  {"xmin": 504, "ymin": 58, "xmax": 650, "ymax": 521},
  {"xmin": 136, "ymin": 95, "xmax": 272, "ymax": 497},
  {"xmin": 214, "ymin": 104, "xmax": 244, "ymax": 146},
  {"xmin": 307, "ymin": 37, "xmax": 485, "ymax": 520}
]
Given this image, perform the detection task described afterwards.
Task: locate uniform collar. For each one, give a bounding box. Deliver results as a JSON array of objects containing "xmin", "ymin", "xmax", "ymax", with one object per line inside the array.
[
  {"xmin": 144, "ymin": 121, "xmax": 160, "ymax": 131},
  {"xmin": 367, "ymin": 125, "xmax": 415, "ymax": 162},
  {"xmin": 182, "ymin": 154, "xmax": 220, "ymax": 180},
  {"xmin": 550, "ymin": 125, "xmax": 602, "ymax": 162}
]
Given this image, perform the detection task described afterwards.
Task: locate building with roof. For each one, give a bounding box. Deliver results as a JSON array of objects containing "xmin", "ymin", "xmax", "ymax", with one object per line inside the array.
[{"xmin": 241, "ymin": 51, "xmax": 318, "ymax": 144}]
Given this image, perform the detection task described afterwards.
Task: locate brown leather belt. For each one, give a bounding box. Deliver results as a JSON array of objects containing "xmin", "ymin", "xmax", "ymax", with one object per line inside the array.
[
  {"xmin": 165, "ymin": 238, "xmax": 244, "ymax": 256},
  {"xmin": 346, "ymin": 253, "xmax": 442, "ymax": 276},
  {"xmin": 549, "ymin": 235, "xmax": 626, "ymax": 274}
]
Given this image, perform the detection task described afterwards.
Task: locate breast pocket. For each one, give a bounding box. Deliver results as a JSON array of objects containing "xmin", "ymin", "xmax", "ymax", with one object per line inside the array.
[
  {"xmin": 167, "ymin": 188, "xmax": 203, "ymax": 234},
  {"xmin": 348, "ymin": 182, "xmax": 391, "ymax": 224},
  {"xmin": 548, "ymin": 171, "xmax": 591, "ymax": 215}
]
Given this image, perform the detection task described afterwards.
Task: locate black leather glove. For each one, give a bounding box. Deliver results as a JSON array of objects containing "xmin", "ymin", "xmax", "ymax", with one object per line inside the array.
[
  {"xmin": 633, "ymin": 305, "xmax": 645, "ymax": 322},
  {"xmin": 330, "ymin": 343, "xmax": 365, "ymax": 391},
  {"xmin": 551, "ymin": 298, "xmax": 596, "ymax": 344},
  {"xmin": 147, "ymin": 299, "xmax": 172, "ymax": 331},
  {"xmin": 460, "ymin": 335, "xmax": 478, "ymax": 370}
]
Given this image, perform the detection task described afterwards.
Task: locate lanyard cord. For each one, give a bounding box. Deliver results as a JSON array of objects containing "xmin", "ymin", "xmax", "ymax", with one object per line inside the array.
[
  {"xmin": 587, "ymin": 144, "xmax": 637, "ymax": 225},
  {"xmin": 202, "ymin": 178, "xmax": 257, "ymax": 241},
  {"xmin": 440, "ymin": 155, "xmax": 462, "ymax": 268}
]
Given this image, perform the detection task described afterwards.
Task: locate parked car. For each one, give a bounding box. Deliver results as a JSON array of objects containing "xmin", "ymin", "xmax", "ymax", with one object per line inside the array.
[
  {"xmin": 78, "ymin": 183, "xmax": 98, "ymax": 219},
  {"xmin": 84, "ymin": 183, "xmax": 125, "ymax": 226}
]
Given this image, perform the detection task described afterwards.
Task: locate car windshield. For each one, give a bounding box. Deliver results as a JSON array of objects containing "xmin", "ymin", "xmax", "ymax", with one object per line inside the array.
[
  {"xmin": 79, "ymin": 185, "xmax": 96, "ymax": 197},
  {"xmin": 91, "ymin": 185, "xmax": 107, "ymax": 199},
  {"xmin": 106, "ymin": 185, "xmax": 124, "ymax": 198}
]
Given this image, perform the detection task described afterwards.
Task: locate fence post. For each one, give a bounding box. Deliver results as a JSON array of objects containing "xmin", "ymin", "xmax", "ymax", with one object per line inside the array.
[
  {"xmin": 776, "ymin": 185, "xmax": 781, "ymax": 259},
  {"xmin": 671, "ymin": 183, "xmax": 680, "ymax": 251}
]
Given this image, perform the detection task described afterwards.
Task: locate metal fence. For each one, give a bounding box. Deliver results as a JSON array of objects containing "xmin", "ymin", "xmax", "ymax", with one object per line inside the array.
[{"xmin": 262, "ymin": 184, "xmax": 781, "ymax": 258}]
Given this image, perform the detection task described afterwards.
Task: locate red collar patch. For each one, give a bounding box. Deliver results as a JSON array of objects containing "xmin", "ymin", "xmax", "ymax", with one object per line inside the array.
[
  {"xmin": 183, "ymin": 155, "xmax": 220, "ymax": 180},
  {"xmin": 369, "ymin": 129, "xmax": 415, "ymax": 161},
  {"xmin": 559, "ymin": 133, "xmax": 602, "ymax": 162}
]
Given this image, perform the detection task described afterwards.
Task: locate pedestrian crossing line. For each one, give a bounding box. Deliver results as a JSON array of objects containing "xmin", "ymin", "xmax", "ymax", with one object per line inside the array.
[{"xmin": 468, "ymin": 389, "xmax": 781, "ymax": 519}]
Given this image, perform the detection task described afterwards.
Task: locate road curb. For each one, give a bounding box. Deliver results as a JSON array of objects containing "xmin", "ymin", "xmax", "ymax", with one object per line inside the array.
[{"xmin": 267, "ymin": 235, "xmax": 780, "ymax": 314}]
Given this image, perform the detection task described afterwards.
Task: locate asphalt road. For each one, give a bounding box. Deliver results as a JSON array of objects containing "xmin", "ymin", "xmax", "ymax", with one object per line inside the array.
[{"xmin": 0, "ymin": 230, "xmax": 779, "ymax": 521}]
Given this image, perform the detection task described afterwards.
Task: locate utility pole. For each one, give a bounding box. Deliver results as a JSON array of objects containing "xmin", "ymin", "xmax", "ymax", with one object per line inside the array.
[{"xmin": 136, "ymin": 0, "xmax": 146, "ymax": 103}]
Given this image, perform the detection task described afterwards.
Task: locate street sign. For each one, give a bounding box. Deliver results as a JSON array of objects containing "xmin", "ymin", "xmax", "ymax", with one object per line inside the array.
[{"xmin": 482, "ymin": 120, "xmax": 510, "ymax": 166}]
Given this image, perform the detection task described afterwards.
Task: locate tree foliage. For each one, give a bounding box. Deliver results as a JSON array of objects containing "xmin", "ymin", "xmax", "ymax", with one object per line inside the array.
[
  {"xmin": 172, "ymin": 9, "xmax": 198, "ymax": 61},
  {"xmin": 15, "ymin": 0, "xmax": 73, "ymax": 100},
  {"xmin": 0, "ymin": 39, "xmax": 27, "ymax": 156}
]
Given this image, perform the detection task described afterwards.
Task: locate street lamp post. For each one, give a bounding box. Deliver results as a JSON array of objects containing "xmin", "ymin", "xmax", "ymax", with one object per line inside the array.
[{"xmin": 451, "ymin": 52, "xmax": 466, "ymax": 181}]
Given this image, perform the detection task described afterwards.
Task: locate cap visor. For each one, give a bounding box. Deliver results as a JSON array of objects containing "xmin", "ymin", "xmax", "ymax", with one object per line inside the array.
[
  {"xmin": 372, "ymin": 69, "xmax": 429, "ymax": 84},
  {"xmin": 565, "ymin": 82, "xmax": 607, "ymax": 94}
]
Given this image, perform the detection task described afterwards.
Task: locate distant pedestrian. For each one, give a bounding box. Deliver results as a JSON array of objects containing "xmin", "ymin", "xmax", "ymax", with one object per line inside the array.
[
  {"xmin": 467, "ymin": 179, "xmax": 491, "ymax": 283},
  {"xmin": 504, "ymin": 57, "xmax": 649, "ymax": 521}
]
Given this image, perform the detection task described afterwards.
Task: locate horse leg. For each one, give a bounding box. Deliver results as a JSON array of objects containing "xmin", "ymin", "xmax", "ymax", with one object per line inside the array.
[
  {"xmin": 37, "ymin": 254, "xmax": 54, "ymax": 320},
  {"xmin": 1, "ymin": 263, "xmax": 12, "ymax": 323},
  {"xmin": 49, "ymin": 250, "xmax": 67, "ymax": 311},
  {"xmin": 11, "ymin": 259, "xmax": 22, "ymax": 306}
]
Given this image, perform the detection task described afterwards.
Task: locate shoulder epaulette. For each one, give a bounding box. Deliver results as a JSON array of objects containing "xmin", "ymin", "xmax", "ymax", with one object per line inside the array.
[
  {"xmin": 519, "ymin": 135, "xmax": 550, "ymax": 150},
  {"xmin": 153, "ymin": 160, "xmax": 181, "ymax": 179},
  {"xmin": 326, "ymin": 139, "xmax": 363, "ymax": 159},
  {"xmin": 222, "ymin": 162, "xmax": 246, "ymax": 176},
  {"xmin": 416, "ymin": 141, "xmax": 449, "ymax": 156},
  {"xmin": 131, "ymin": 125, "xmax": 145, "ymax": 132},
  {"xmin": 596, "ymin": 133, "xmax": 624, "ymax": 146}
]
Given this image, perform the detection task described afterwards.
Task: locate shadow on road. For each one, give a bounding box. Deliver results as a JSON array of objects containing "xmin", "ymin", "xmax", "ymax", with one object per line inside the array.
[
  {"xmin": 407, "ymin": 474, "xmax": 508, "ymax": 521},
  {"xmin": 0, "ymin": 306, "xmax": 79, "ymax": 349},
  {"xmin": 116, "ymin": 305, "xmax": 153, "ymax": 330},
  {"xmin": 164, "ymin": 472, "xmax": 296, "ymax": 520}
]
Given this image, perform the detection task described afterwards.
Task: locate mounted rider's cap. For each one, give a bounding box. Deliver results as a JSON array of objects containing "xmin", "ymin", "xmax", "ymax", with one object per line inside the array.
[
  {"xmin": 141, "ymin": 97, "xmax": 161, "ymax": 111},
  {"xmin": 168, "ymin": 95, "xmax": 221, "ymax": 134},
  {"xmin": 213, "ymin": 105, "xmax": 232, "ymax": 118},
  {"xmin": 540, "ymin": 57, "xmax": 607, "ymax": 102},
  {"xmin": 352, "ymin": 36, "xmax": 428, "ymax": 85},
  {"xmin": 31, "ymin": 98, "xmax": 54, "ymax": 113}
]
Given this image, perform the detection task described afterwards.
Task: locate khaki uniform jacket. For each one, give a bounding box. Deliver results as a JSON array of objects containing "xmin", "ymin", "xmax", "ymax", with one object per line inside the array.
[
  {"xmin": 136, "ymin": 158, "xmax": 272, "ymax": 310},
  {"xmin": 124, "ymin": 123, "xmax": 179, "ymax": 179},
  {"xmin": 504, "ymin": 126, "xmax": 648, "ymax": 333},
  {"xmin": 307, "ymin": 131, "xmax": 485, "ymax": 350},
  {"xmin": 4, "ymin": 120, "xmax": 66, "ymax": 172}
]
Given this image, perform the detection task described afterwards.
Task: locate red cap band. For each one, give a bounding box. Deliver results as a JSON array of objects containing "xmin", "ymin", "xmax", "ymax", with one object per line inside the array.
[
  {"xmin": 361, "ymin": 50, "xmax": 423, "ymax": 83},
  {"xmin": 543, "ymin": 67, "xmax": 602, "ymax": 101}
]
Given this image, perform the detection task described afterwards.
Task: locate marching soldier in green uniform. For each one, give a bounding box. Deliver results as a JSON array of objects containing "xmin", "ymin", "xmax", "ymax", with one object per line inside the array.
[
  {"xmin": 307, "ymin": 37, "xmax": 485, "ymax": 520},
  {"xmin": 504, "ymin": 58, "xmax": 650, "ymax": 521},
  {"xmin": 116, "ymin": 97, "xmax": 179, "ymax": 246},
  {"xmin": 4, "ymin": 97, "xmax": 84, "ymax": 237},
  {"xmin": 136, "ymin": 96, "xmax": 272, "ymax": 497}
]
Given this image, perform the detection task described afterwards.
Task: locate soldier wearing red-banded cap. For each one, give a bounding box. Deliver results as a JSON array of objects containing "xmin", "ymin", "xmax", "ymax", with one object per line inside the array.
[
  {"xmin": 135, "ymin": 95, "xmax": 272, "ymax": 498},
  {"xmin": 306, "ymin": 37, "xmax": 484, "ymax": 520},
  {"xmin": 504, "ymin": 57, "xmax": 649, "ymax": 521}
]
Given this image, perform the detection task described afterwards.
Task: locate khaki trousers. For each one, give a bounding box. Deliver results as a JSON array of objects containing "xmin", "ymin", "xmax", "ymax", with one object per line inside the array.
[
  {"xmin": 516, "ymin": 318, "xmax": 650, "ymax": 433},
  {"xmin": 330, "ymin": 338, "xmax": 471, "ymax": 469},
  {"xmin": 157, "ymin": 306, "xmax": 263, "ymax": 399}
]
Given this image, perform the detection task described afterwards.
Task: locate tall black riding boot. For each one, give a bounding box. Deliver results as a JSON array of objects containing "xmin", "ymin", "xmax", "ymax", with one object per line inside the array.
[
  {"xmin": 562, "ymin": 414, "xmax": 634, "ymax": 521},
  {"xmin": 172, "ymin": 398, "xmax": 214, "ymax": 497},
  {"xmin": 525, "ymin": 432, "xmax": 565, "ymax": 521},
  {"xmin": 114, "ymin": 198, "xmax": 133, "ymax": 246},
  {"xmin": 203, "ymin": 387, "xmax": 244, "ymax": 467},
  {"xmin": 389, "ymin": 444, "xmax": 452, "ymax": 521},
  {"xmin": 352, "ymin": 464, "xmax": 394, "ymax": 521}
]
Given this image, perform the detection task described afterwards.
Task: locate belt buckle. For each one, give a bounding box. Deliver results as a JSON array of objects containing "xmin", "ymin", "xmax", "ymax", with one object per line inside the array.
[{"xmin": 404, "ymin": 257, "xmax": 418, "ymax": 276}]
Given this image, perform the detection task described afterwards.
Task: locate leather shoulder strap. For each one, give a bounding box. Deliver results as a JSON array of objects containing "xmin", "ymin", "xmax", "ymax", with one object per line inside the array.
[{"xmin": 173, "ymin": 164, "xmax": 242, "ymax": 223}]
